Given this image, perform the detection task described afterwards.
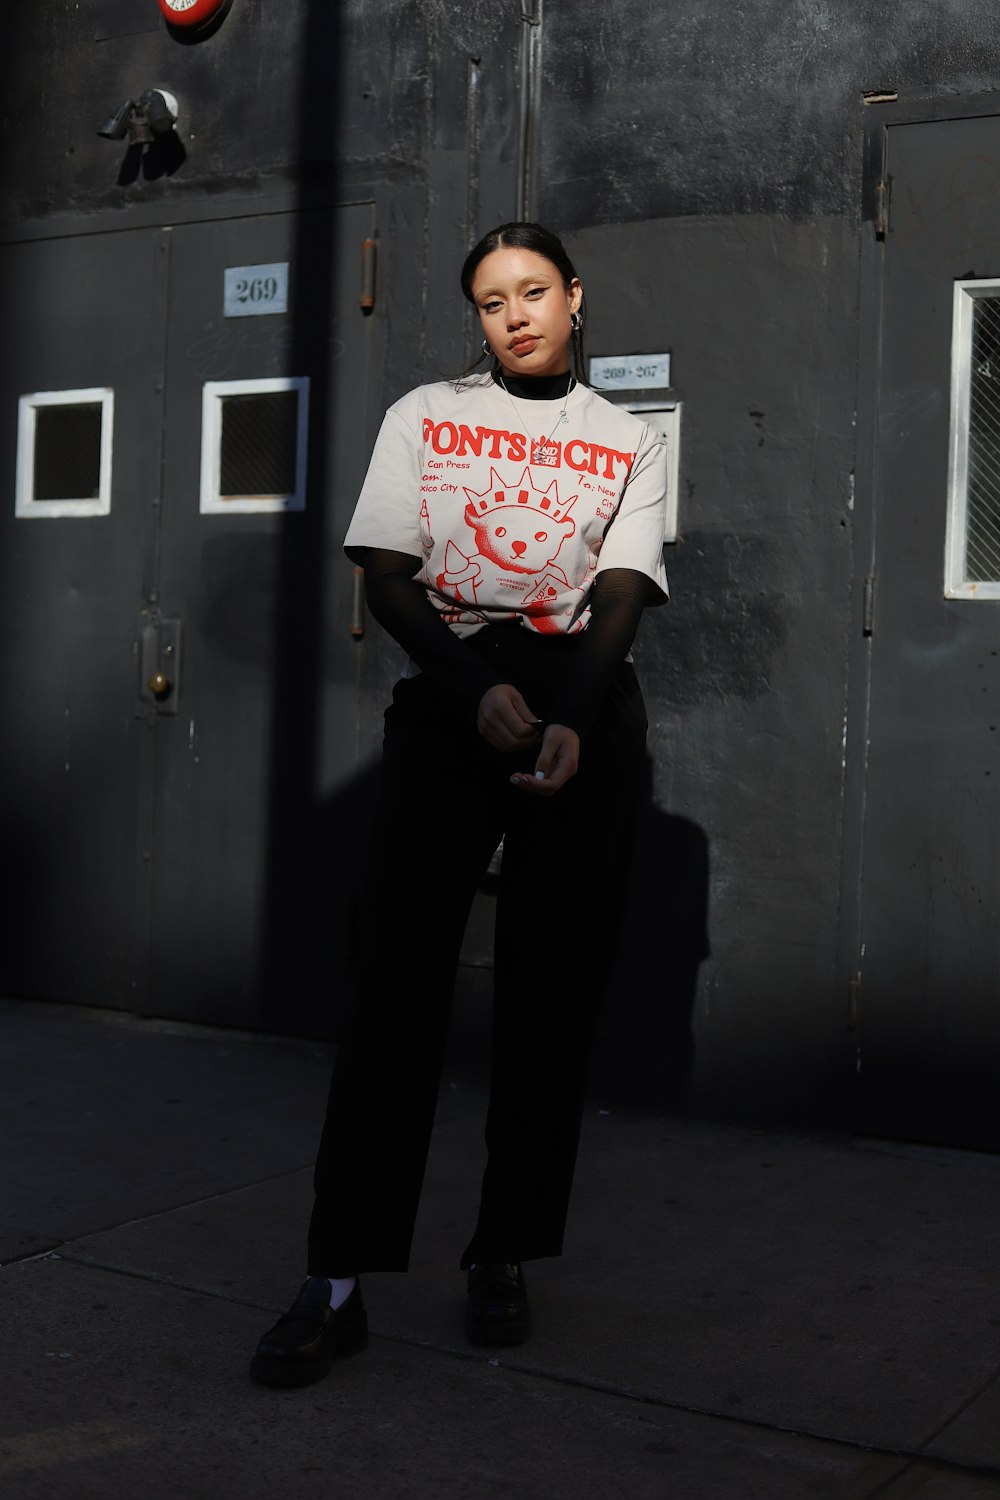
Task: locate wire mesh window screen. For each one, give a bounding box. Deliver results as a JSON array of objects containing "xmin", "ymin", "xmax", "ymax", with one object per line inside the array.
[
  {"xmin": 219, "ymin": 391, "xmax": 298, "ymax": 498},
  {"xmin": 966, "ymin": 296, "xmax": 1000, "ymax": 582},
  {"xmin": 33, "ymin": 402, "xmax": 103, "ymax": 501}
]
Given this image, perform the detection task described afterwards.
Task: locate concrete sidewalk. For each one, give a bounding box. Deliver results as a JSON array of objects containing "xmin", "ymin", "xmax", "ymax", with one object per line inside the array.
[{"xmin": 3, "ymin": 996, "xmax": 1000, "ymax": 1499}]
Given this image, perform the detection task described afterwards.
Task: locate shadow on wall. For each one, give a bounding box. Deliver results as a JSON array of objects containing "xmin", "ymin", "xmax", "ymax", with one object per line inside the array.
[
  {"xmin": 444, "ymin": 753, "xmax": 711, "ymax": 1114},
  {"xmin": 257, "ymin": 0, "xmax": 346, "ymax": 1031},
  {"xmin": 257, "ymin": 760, "xmax": 380, "ymax": 1042},
  {"xmin": 588, "ymin": 755, "xmax": 710, "ymax": 1113},
  {"xmin": 256, "ymin": 749, "xmax": 710, "ymax": 1121}
]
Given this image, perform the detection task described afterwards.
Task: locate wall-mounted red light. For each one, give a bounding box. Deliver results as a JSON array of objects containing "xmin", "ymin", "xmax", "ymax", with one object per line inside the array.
[{"xmin": 158, "ymin": 0, "xmax": 229, "ymax": 27}]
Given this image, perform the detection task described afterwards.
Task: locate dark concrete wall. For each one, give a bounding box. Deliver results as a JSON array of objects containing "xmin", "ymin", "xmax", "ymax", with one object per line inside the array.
[
  {"xmin": 540, "ymin": 0, "xmax": 1000, "ymax": 226},
  {"xmin": 564, "ymin": 211, "xmax": 856, "ymax": 1119},
  {"xmin": 3, "ymin": 0, "xmax": 998, "ymax": 1122},
  {"xmin": 531, "ymin": 1, "xmax": 1000, "ymax": 1120}
]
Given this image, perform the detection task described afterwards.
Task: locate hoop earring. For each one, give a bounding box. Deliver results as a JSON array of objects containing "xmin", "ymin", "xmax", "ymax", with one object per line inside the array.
[
  {"xmin": 482, "ymin": 338, "xmax": 491, "ymax": 356},
  {"xmin": 570, "ymin": 312, "xmax": 583, "ymax": 332}
]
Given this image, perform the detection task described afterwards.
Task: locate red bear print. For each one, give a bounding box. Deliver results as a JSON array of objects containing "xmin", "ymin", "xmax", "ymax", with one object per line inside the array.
[{"xmin": 434, "ymin": 469, "xmax": 586, "ymax": 631}]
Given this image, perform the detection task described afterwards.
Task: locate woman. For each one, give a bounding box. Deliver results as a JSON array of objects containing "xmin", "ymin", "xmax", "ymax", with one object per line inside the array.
[{"xmin": 251, "ymin": 221, "xmax": 668, "ymax": 1387}]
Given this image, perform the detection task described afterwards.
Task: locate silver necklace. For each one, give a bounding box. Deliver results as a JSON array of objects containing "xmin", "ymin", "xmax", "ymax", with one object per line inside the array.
[{"xmin": 496, "ymin": 373, "xmax": 575, "ymax": 463}]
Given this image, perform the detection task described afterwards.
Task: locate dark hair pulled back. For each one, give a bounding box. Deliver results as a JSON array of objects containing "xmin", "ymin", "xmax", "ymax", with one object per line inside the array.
[{"xmin": 459, "ymin": 221, "xmax": 588, "ymax": 385}]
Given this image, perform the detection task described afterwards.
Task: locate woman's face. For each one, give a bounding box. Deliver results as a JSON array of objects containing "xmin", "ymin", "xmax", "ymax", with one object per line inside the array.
[{"xmin": 471, "ymin": 247, "xmax": 583, "ymax": 379}]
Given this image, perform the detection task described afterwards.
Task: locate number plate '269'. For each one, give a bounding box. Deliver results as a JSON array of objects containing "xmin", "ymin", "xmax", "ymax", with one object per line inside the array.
[{"xmin": 223, "ymin": 263, "xmax": 290, "ymax": 318}]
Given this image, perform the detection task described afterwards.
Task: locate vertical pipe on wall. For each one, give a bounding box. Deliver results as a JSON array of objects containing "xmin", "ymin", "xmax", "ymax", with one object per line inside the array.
[
  {"xmin": 465, "ymin": 54, "xmax": 482, "ymax": 247},
  {"xmin": 463, "ymin": 54, "xmax": 482, "ymax": 364},
  {"xmin": 516, "ymin": 0, "xmax": 543, "ymax": 220}
]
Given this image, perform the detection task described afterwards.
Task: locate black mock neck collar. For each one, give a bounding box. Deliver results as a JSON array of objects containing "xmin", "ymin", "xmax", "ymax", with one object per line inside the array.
[{"xmin": 492, "ymin": 369, "xmax": 574, "ymax": 401}]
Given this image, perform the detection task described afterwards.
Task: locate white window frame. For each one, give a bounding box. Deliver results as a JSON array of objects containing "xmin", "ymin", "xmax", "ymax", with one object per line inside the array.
[
  {"xmin": 15, "ymin": 388, "xmax": 114, "ymax": 518},
  {"xmin": 199, "ymin": 376, "xmax": 309, "ymax": 514},
  {"xmin": 946, "ymin": 278, "xmax": 1000, "ymax": 599}
]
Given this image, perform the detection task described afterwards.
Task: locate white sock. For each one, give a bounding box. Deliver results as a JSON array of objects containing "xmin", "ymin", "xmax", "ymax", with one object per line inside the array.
[{"xmin": 326, "ymin": 1276, "xmax": 357, "ymax": 1310}]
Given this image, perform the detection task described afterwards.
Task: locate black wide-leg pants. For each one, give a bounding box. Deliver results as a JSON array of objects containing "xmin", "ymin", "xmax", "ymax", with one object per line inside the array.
[{"xmin": 307, "ymin": 623, "xmax": 649, "ymax": 1276}]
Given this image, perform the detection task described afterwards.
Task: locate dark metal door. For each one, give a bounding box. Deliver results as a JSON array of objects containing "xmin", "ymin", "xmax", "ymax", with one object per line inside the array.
[
  {"xmin": 147, "ymin": 203, "xmax": 375, "ymax": 1032},
  {"xmin": 0, "ymin": 228, "xmax": 168, "ymax": 1009},
  {"xmin": 0, "ymin": 204, "xmax": 375, "ymax": 1032},
  {"xmin": 857, "ymin": 115, "xmax": 1000, "ymax": 1146}
]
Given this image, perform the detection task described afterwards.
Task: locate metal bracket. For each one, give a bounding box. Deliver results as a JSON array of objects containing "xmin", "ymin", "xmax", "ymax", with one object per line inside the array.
[
  {"xmin": 360, "ymin": 238, "xmax": 377, "ymax": 315},
  {"xmin": 349, "ymin": 565, "xmax": 366, "ymax": 639},
  {"xmin": 874, "ymin": 179, "xmax": 891, "ymax": 240},
  {"xmin": 862, "ymin": 576, "xmax": 877, "ymax": 637},
  {"xmin": 139, "ymin": 616, "xmax": 182, "ymax": 715}
]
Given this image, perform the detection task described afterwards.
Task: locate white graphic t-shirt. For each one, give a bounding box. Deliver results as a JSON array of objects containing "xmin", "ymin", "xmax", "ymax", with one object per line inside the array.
[{"xmin": 344, "ymin": 377, "xmax": 669, "ymax": 638}]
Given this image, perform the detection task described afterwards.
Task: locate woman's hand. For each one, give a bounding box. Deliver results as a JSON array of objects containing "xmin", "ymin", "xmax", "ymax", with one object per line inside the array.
[
  {"xmin": 477, "ymin": 683, "xmax": 543, "ymax": 752},
  {"xmin": 510, "ymin": 723, "xmax": 580, "ymax": 796}
]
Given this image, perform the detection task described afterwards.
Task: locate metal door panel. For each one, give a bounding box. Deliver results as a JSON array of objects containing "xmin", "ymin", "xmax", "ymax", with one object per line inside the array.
[
  {"xmin": 859, "ymin": 116, "xmax": 1000, "ymax": 1145},
  {"xmin": 147, "ymin": 205, "xmax": 374, "ymax": 1031},
  {"xmin": 0, "ymin": 229, "xmax": 166, "ymax": 1007}
]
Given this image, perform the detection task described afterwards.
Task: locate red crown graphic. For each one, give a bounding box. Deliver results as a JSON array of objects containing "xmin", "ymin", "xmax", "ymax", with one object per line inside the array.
[{"xmin": 463, "ymin": 467, "xmax": 578, "ymax": 522}]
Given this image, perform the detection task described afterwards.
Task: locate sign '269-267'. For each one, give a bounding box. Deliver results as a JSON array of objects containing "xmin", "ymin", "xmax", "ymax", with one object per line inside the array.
[{"xmin": 158, "ymin": 0, "xmax": 230, "ymax": 27}]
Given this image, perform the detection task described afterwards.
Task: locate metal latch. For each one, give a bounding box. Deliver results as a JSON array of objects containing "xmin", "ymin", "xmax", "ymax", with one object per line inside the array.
[{"xmin": 140, "ymin": 616, "xmax": 182, "ymax": 715}]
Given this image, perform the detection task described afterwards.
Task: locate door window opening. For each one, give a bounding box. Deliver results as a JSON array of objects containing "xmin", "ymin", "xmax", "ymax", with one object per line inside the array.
[
  {"xmin": 15, "ymin": 388, "xmax": 114, "ymax": 518},
  {"xmin": 946, "ymin": 279, "xmax": 1000, "ymax": 597},
  {"xmin": 200, "ymin": 376, "xmax": 309, "ymax": 513}
]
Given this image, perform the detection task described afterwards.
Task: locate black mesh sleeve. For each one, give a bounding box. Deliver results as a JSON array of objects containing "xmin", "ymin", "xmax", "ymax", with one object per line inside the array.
[
  {"xmin": 546, "ymin": 567, "xmax": 652, "ymax": 739},
  {"xmin": 358, "ymin": 548, "xmax": 504, "ymax": 717}
]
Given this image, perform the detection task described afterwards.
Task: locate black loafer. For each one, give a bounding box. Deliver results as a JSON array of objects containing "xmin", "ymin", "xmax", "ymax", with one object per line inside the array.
[
  {"xmin": 250, "ymin": 1276, "xmax": 368, "ymax": 1387},
  {"xmin": 466, "ymin": 1262, "xmax": 531, "ymax": 1346}
]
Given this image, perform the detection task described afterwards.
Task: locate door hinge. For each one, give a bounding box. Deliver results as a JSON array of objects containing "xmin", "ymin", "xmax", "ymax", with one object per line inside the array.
[
  {"xmin": 862, "ymin": 575, "xmax": 876, "ymax": 637},
  {"xmin": 874, "ymin": 178, "xmax": 890, "ymax": 240},
  {"xmin": 847, "ymin": 972, "xmax": 861, "ymax": 1032}
]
